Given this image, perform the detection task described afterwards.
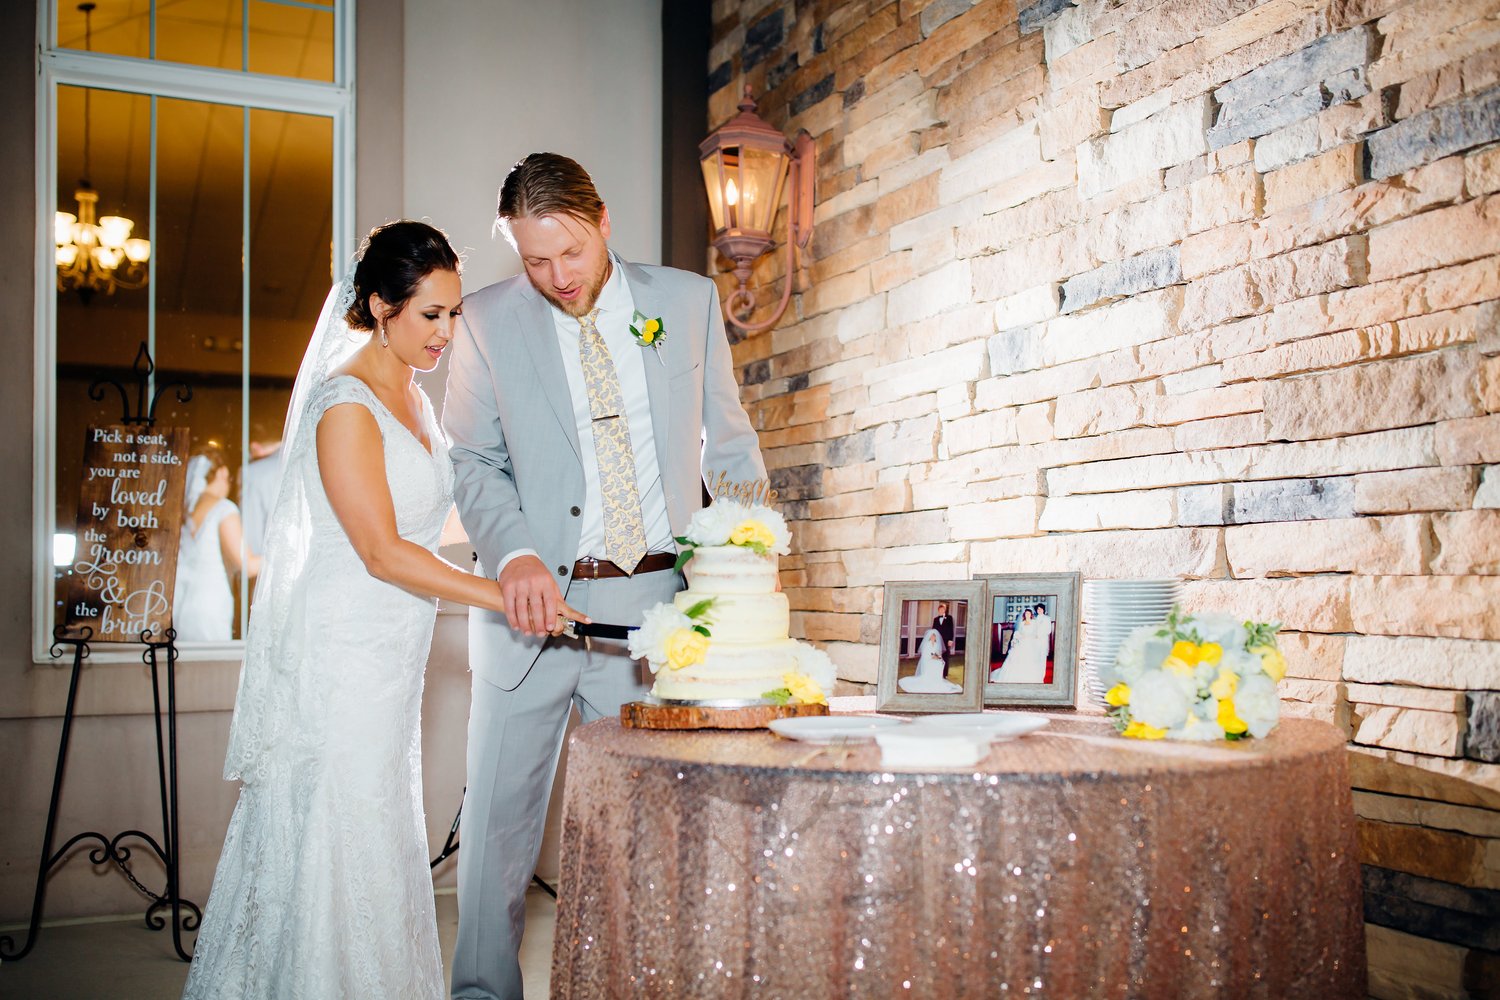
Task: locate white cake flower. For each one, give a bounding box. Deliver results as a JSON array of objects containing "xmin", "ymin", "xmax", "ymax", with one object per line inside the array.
[
  {"xmin": 629, "ymin": 603, "xmax": 694, "ymax": 674},
  {"xmin": 683, "ymin": 502, "xmax": 741, "ymax": 547},
  {"xmin": 789, "ymin": 643, "xmax": 836, "ymax": 693},
  {"xmin": 681, "ymin": 501, "xmax": 792, "ymax": 556}
]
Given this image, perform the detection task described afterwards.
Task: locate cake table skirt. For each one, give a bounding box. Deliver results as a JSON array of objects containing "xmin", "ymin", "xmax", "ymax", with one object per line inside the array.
[{"xmin": 550, "ymin": 716, "xmax": 1364, "ymax": 999}]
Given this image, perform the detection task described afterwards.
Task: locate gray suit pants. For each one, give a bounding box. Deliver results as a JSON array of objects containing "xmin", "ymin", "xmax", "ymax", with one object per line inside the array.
[{"xmin": 450, "ymin": 569, "xmax": 680, "ymax": 1000}]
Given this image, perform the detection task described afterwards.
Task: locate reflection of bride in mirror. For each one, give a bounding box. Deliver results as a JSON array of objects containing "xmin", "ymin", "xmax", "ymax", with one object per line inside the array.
[
  {"xmin": 172, "ymin": 443, "xmax": 261, "ymax": 641},
  {"xmin": 990, "ymin": 608, "xmax": 1047, "ymax": 683},
  {"xmin": 899, "ymin": 628, "xmax": 963, "ymax": 693}
]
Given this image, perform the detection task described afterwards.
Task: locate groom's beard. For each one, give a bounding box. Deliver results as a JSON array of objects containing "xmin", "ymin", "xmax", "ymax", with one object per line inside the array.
[{"xmin": 532, "ymin": 256, "xmax": 611, "ymax": 318}]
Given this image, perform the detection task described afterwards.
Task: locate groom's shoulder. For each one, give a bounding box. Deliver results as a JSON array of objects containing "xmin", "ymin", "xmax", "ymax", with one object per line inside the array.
[
  {"xmin": 629, "ymin": 262, "xmax": 716, "ymax": 298},
  {"xmin": 462, "ymin": 273, "xmax": 530, "ymax": 313}
]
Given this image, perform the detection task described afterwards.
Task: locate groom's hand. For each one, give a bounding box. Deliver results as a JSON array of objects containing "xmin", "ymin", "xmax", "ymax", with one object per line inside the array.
[{"xmin": 497, "ymin": 555, "xmax": 588, "ymax": 637}]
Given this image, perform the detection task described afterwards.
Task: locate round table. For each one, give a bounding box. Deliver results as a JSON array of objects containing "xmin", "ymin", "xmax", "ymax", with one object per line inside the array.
[{"xmin": 550, "ymin": 715, "xmax": 1364, "ymax": 998}]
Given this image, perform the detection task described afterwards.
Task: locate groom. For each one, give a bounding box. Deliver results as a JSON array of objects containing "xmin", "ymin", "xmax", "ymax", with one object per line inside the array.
[{"xmin": 444, "ymin": 152, "xmax": 766, "ymax": 999}]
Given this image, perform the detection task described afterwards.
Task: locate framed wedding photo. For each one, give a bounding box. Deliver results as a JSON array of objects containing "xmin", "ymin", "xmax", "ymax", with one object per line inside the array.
[
  {"xmin": 977, "ymin": 572, "xmax": 1080, "ymax": 708},
  {"xmin": 876, "ymin": 581, "xmax": 989, "ymax": 714}
]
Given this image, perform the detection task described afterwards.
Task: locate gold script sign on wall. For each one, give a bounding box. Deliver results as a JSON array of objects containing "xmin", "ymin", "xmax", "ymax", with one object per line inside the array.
[{"xmin": 64, "ymin": 424, "xmax": 190, "ymax": 643}]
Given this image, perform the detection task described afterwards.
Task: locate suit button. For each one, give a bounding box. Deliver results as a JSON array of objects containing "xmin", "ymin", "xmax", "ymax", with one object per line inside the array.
[
  {"xmin": 557, "ymin": 565, "xmax": 568, "ymax": 576},
  {"xmin": 570, "ymin": 506, "xmax": 581, "ymax": 517}
]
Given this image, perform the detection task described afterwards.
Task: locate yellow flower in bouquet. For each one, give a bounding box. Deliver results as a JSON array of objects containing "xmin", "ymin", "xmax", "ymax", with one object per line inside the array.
[
  {"xmin": 1252, "ymin": 644, "xmax": 1287, "ymax": 682},
  {"xmin": 1104, "ymin": 608, "xmax": 1283, "ymax": 742},
  {"xmin": 1122, "ymin": 720, "xmax": 1166, "ymax": 740},
  {"xmin": 666, "ymin": 628, "xmax": 709, "ymax": 670}
]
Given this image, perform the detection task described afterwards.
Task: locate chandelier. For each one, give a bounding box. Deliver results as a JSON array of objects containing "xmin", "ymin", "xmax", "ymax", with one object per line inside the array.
[{"xmin": 55, "ymin": 3, "xmax": 150, "ymax": 301}]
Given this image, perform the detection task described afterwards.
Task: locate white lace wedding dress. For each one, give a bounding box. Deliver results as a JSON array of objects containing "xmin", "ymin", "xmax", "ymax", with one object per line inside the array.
[{"xmin": 182, "ymin": 375, "xmax": 451, "ymax": 1000}]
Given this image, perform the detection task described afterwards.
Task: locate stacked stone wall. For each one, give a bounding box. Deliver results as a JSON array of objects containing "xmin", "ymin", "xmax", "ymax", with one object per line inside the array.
[{"xmin": 708, "ymin": 0, "xmax": 1500, "ymax": 991}]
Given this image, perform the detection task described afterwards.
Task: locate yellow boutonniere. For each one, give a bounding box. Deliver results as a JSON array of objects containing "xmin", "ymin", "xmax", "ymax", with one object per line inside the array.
[{"xmin": 630, "ymin": 310, "xmax": 665, "ymax": 357}]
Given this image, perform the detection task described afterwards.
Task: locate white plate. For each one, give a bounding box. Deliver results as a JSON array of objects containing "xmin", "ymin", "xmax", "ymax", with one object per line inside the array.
[
  {"xmin": 1083, "ymin": 579, "xmax": 1182, "ymax": 588},
  {"xmin": 914, "ymin": 712, "xmax": 1050, "ymax": 741},
  {"xmin": 768, "ymin": 715, "xmax": 907, "ymax": 744}
]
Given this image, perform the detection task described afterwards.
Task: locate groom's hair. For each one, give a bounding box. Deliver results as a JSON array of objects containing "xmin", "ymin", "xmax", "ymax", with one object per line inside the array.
[{"xmin": 496, "ymin": 153, "xmax": 604, "ymax": 245}]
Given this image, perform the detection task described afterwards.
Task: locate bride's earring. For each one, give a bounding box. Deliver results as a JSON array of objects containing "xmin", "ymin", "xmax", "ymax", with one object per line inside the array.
[{"xmin": 378, "ymin": 322, "xmax": 389, "ymax": 348}]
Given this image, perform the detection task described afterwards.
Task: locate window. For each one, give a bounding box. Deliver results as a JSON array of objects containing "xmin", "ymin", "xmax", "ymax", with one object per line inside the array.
[{"xmin": 36, "ymin": 0, "xmax": 354, "ymax": 659}]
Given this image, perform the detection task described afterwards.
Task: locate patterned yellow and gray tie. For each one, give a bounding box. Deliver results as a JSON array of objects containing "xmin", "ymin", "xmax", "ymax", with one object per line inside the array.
[{"xmin": 579, "ymin": 308, "xmax": 648, "ymax": 572}]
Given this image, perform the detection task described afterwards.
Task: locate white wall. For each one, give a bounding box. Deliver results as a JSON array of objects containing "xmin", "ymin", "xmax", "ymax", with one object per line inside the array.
[{"xmin": 402, "ymin": 0, "xmax": 664, "ymax": 289}]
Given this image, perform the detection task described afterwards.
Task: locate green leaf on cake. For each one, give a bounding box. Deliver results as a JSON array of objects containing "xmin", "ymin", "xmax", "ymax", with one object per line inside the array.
[
  {"xmin": 674, "ymin": 547, "xmax": 696, "ymax": 571},
  {"xmin": 692, "ymin": 624, "xmax": 711, "ymax": 638},
  {"xmin": 762, "ymin": 688, "xmax": 792, "ymax": 705},
  {"xmin": 684, "ymin": 598, "xmax": 716, "ymax": 620}
]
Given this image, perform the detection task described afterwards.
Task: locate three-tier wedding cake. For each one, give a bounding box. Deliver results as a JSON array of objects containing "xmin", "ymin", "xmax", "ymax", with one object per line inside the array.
[{"xmin": 628, "ymin": 501, "xmax": 834, "ymax": 705}]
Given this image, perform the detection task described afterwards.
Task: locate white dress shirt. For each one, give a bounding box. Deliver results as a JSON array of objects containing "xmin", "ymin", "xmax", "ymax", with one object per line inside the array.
[{"xmin": 499, "ymin": 255, "xmax": 674, "ymax": 572}]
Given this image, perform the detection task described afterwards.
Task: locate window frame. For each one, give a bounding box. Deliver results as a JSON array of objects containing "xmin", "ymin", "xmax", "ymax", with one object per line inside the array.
[{"xmin": 32, "ymin": 0, "xmax": 357, "ymax": 662}]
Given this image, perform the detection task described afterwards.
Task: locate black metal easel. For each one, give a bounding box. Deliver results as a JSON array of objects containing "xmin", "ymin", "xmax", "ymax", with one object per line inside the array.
[{"xmin": 0, "ymin": 344, "xmax": 199, "ymax": 963}]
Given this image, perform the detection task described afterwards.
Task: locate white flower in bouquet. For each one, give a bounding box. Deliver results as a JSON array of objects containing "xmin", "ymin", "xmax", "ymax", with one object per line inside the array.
[
  {"xmin": 1128, "ymin": 671, "xmax": 1192, "ymax": 730},
  {"xmin": 1233, "ymin": 672, "xmax": 1281, "ymax": 739},
  {"xmin": 1190, "ymin": 613, "xmax": 1252, "ymax": 652},
  {"xmin": 1171, "ymin": 699, "xmax": 1228, "ymax": 741},
  {"xmin": 1103, "ymin": 628, "xmax": 1173, "ymax": 687}
]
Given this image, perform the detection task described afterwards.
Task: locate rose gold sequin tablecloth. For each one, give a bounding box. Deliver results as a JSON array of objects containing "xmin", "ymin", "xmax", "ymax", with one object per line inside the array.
[{"xmin": 550, "ymin": 715, "xmax": 1363, "ymax": 999}]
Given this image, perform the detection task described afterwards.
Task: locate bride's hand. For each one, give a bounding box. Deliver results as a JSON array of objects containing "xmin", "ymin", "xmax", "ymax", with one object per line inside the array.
[{"xmin": 497, "ymin": 555, "xmax": 590, "ymax": 636}]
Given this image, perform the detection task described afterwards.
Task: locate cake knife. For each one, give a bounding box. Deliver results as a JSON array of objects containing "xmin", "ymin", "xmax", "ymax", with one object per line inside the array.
[{"xmin": 560, "ymin": 618, "xmax": 635, "ymax": 640}]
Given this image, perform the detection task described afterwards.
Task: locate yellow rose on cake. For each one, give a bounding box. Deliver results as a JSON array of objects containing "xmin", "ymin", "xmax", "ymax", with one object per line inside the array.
[
  {"xmin": 762, "ymin": 644, "xmax": 837, "ymax": 706},
  {"xmin": 666, "ymin": 628, "xmax": 709, "ymax": 669},
  {"xmin": 629, "ymin": 599, "xmax": 714, "ymax": 674}
]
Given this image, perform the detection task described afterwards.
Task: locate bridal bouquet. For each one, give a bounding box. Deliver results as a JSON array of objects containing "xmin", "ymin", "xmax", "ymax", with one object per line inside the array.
[
  {"xmin": 674, "ymin": 500, "xmax": 791, "ymax": 570},
  {"xmin": 1102, "ymin": 608, "xmax": 1285, "ymax": 741}
]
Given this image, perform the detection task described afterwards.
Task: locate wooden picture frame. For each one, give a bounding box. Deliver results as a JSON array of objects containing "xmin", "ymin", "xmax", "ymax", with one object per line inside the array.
[
  {"xmin": 876, "ymin": 580, "xmax": 989, "ymax": 714},
  {"xmin": 977, "ymin": 572, "xmax": 1080, "ymax": 708}
]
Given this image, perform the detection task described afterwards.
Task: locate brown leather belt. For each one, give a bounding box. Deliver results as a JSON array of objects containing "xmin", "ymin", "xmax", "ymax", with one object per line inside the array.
[{"xmin": 571, "ymin": 552, "xmax": 677, "ymax": 579}]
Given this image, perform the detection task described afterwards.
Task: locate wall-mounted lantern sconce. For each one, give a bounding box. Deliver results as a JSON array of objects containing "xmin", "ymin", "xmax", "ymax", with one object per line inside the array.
[{"xmin": 699, "ymin": 86, "xmax": 814, "ymax": 333}]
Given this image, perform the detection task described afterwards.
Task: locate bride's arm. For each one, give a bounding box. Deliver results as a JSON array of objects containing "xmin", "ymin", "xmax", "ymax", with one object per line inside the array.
[
  {"xmin": 317, "ymin": 402, "xmax": 526, "ymax": 615},
  {"xmin": 217, "ymin": 510, "xmax": 262, "ymax": 579}
]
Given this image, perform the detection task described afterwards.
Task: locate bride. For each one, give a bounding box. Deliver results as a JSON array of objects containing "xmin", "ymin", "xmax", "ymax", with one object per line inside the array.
[
  {"xmin": 991, "ymin": 608, "xmax": 1048, "ymax": 683},
  {"xmin": 182, "ymin": 222, "xmax": 584, "ymax": 1000},
  {"xmin": 898, "ymin": 627, "xmax": 962, "ymax": 694}
]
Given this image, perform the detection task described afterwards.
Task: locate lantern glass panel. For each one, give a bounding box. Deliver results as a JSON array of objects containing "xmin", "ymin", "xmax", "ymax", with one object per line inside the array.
[
  {"xmin": 737, "ymin": 146, "xmax": 787, "ymax": 234},
  {"xmin": 700, "ymin": 152, "xmax": 728, "ymax": 232}
]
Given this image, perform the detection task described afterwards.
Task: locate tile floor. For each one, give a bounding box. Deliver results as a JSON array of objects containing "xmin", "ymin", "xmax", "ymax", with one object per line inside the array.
[{"xmin": 0, "ymin": 886, "xmax": 555, "ymax": 999}]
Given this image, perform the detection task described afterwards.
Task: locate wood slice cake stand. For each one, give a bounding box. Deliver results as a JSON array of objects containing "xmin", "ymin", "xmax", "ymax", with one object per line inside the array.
[{"xmin": 621, "ymin": 700, "xmax": 829, "ymax": 730}]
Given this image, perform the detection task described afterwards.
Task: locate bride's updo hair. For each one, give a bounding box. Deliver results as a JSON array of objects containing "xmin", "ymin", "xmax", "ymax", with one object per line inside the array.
[{"xmin": 344, "ymin": 220, "xmax": 461, "ymax": 331}]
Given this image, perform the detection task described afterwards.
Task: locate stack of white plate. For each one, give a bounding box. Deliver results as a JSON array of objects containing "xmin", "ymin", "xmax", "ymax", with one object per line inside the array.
[{"xmin": 1080, "ymin": 578, "xmax": 1182, "ymax": 707}]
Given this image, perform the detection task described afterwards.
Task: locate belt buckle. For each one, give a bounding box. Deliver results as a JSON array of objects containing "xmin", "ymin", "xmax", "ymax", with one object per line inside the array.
[{"xmin": 576, "ymin": 557, "xmax": 603, "ymax": 580}]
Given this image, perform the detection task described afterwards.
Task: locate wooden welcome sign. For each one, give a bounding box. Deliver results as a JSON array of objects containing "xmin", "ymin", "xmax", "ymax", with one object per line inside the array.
[{"xmin": 63, "ymin": 424, "xmax": 191, "ymax": 643}]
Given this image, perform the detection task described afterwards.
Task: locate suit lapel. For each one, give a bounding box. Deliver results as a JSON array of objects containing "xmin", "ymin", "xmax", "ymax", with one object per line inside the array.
[
  {"xmin": 516, "ymin": 287, "xmax": 582, "ymax": 462},
  {"xmin": 621, "ymin": 260, "xmax": 672, "ymax": 479}
]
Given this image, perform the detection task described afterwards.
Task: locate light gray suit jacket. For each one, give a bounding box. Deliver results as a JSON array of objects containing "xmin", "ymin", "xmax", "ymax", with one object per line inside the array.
[{"xmin": 444, "ymin": 259, "xmax": 767, "ymax": 689}]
